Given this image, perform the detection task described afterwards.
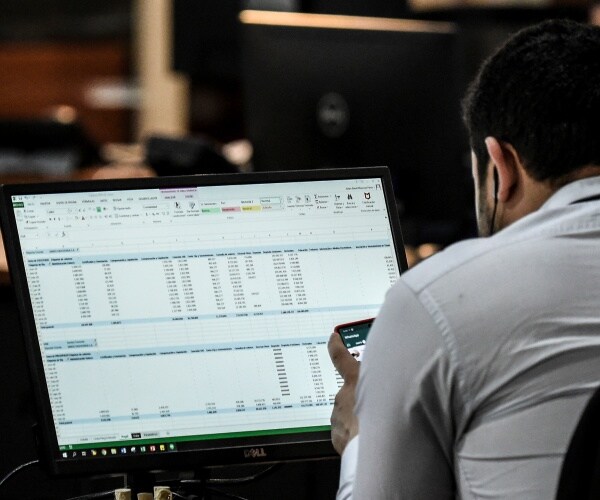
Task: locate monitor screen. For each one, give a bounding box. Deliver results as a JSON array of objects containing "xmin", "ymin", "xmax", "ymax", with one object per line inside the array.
[
  {"xmin": 241, "ymin": 10, "xmax": 473, "ymax": 245},
  {"xmin": 0, "ymin": 168, "xmax": 406, "ymax": 476}
]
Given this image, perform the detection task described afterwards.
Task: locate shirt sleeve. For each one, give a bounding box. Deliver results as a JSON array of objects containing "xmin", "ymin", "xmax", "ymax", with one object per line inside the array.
[
  {"xmin": 348, "ymin": 280, "xmax": 460, "ymax": 499},
  {"xmin": 337, "ymin": 435, "xmax": 359, "ymax": 500}
]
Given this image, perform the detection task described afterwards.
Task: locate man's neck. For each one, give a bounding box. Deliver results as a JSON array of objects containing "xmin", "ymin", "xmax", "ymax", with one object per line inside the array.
[
  {"xmin": 499, "ymin": 165, "xmax": 600, "ymax": 230},
  {"xmin": 551, "ymin": 165, "xmax": 600, "ymax": 190}
]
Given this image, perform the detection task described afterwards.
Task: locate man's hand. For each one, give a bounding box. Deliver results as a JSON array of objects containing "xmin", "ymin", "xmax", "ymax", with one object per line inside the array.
[{"xmin": 328, "ymin": 331, "xmax": 360, "ymax": 455}]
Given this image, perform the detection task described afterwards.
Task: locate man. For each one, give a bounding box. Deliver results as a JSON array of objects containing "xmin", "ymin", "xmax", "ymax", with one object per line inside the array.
[{"xmin": 329, "ymin": 19, "xmax": 600, "ymax": 499}]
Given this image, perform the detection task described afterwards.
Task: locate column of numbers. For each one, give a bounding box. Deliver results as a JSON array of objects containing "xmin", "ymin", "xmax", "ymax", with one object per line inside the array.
[
  {"xmin": 177, "ymin": 258, "xmax": 197, "ymax": 314},
  {"xmin": 27, "ymin": 267, "xmax": 48, "ymax": 325},
  {"xmin": 227, "ymin": 256, "xmax": 246, "ymax": 310},
  {"xmin": 306, "ymin": 345, "xmax": 327, "ymax": 406},
  {"xmin": 208, "ymin": 257, "xmax": 225, "ymax": 311},
  {"xmin": 385, "ymin": 253, "xmax": 397, "ymax": 284},
  {"xmin": 47, "ymin": 363, "xmax": 66, "ymax": 423},
  {"xmin": 272, "ymin": 253, "xmax": 293, "ymax": 307},
  {"xmin": 287, "ymin": 253, "xmax": 307, "ymax": 307},
  {"xmin": 72, "ymin": 264, "xmax": 91, "ymax": 320},
  {"xmin": 162, "ymin": 261, "xmax": 182, "ymax": 314},
  {"xmin": 102, "ymin": 263, "xmax": 120, "ymax": 318}
]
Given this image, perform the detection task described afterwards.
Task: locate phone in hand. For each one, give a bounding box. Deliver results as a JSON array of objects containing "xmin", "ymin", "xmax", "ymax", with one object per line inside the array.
[{"xmin": 334, "ymin": 318, "xmax": 375, "ymax": 362}]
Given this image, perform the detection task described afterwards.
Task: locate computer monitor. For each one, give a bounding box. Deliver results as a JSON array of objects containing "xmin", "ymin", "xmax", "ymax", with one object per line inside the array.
[
  {"xmin": 0, "ymin": 167, "xmax": 406, "ymax": 477},
  {"xmin": 0, "ymin": 119, "xmax": 101, "ymax": 177},
  {"xmin": 172, "ymin": 0, "xmax": 243, "ymax": 84},
  {"xmin": 241, "ymin": 10, "xmax": 472, "ymax": 245}
]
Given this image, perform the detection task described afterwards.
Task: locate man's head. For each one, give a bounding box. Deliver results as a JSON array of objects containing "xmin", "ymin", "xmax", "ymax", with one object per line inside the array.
[{"xmin": 462, "ymin": 20, "xmax": 600, "ymax": 235}]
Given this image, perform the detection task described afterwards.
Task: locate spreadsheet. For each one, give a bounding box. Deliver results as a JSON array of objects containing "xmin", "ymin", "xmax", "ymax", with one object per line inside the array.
[{"xmin": 13, "ymin": 177, "xmax": 401, "ymax": 450}]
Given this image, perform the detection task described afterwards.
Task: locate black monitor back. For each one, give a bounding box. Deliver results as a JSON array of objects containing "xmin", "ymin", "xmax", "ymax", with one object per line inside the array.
[{"xmin": 241, "ymin": 12, "xmax": 471, "ymax": 245}]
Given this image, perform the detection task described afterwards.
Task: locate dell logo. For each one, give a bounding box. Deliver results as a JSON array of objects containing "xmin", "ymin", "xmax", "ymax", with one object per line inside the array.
[
  {"xmin": 243, "ymin": 447, "xmax": 267, "ymax": 459},
  {"xmin": 316, "ymin": 92, "xmax": 350, "ymax": 138}
]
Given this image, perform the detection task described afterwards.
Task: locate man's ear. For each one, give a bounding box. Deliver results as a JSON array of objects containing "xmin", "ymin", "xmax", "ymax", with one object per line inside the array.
[{"xmin": 484, "ymin": 137, "xmax": 519, "ymax": 203}]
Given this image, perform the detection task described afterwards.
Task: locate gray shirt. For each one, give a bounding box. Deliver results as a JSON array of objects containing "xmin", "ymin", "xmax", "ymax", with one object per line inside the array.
[{"xmin": 338, "ymin": 176, "xmax": 600, "ymax": 499}]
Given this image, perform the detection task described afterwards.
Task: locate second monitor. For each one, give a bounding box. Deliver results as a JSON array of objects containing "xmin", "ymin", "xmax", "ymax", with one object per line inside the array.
[{"xmin": 241, "ymin": 10, "xmax": 472, "ymax": 245}]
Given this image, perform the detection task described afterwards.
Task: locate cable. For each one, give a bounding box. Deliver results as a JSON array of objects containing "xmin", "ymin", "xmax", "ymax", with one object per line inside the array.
[
  {"xmin": 0, "ymin": 460, "xmax": 113, "ymax": 500},
  {"xmin": 173, "ymin": 464, "xmax": 282, "ymax": 500},
  {"xmin": 489, "ymin": 168, "xmax": 499, "ymax": 236},
  {"xmin": 0, "ymin": 462, "xmax": 276, "ymax": 500},
  {"xmin": 180, "ymin": 463, "xmax": 282, "ymax": 487},
  {"xmin": 63, "ymin": 491, "xmax": 115, "ymax": 500},
  {"xmin": 172, "ymin": 490, "xmax": 247, "ymax": 500},
  {"xmin": 0, "ymin": 459, "xmax": 40, "ymax": 488},
  {"xmin": 205, "ymin": 487, "xmax": 249, "ymax": 500}
]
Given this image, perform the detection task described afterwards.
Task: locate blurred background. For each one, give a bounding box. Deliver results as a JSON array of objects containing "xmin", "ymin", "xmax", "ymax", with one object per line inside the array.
[
  {"xmin": 0, "ymin": 0, "xmax": 596, "ymax": 497},
  {"xmin": 0, "ymin": 0, "xmax": 594, "ymax": 250}
]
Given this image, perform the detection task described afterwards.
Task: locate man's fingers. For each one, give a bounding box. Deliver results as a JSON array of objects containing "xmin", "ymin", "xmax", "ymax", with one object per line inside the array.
[
  {"xmin": 328, "ymin": 331, "xmax": 359, "ymax": 383},
  {"xmin": 330, "ymin": 377, "xmax": 359, "ymax": 455},
  {"xmin": 328, "ymin": 333, "xmax": 360, "ymax": 455}
]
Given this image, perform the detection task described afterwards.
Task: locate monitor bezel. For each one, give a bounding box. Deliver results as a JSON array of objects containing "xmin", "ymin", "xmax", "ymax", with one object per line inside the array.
[{"xmin": 0, "ymin": 167, "xmax": 407, "ymax": 476}]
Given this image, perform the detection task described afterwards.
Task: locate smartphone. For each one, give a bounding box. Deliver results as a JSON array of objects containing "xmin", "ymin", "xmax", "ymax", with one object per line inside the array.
[{"xmin": 334, "ymin": 318, "xmax": 375, "ymax": 362}]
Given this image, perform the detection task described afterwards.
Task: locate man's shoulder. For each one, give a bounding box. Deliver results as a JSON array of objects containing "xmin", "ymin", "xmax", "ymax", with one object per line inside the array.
[
  {"xmin": 399, "ymin": 193, "xmax": 600, "ymax": 300},
  {"xmin": 400, "ymin": 232, "xmax": 529, "ymax": 295}
]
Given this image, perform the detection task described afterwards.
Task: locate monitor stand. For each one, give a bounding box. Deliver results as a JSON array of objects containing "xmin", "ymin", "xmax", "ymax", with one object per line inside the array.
[{"xmin": 125, "ymin": 470, "xmax": 157, "ymax": 492}]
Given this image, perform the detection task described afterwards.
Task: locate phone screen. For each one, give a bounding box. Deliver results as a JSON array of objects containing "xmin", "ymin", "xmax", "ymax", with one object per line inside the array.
[{"xmin": 336, "ymin": 319, "xmax": 374, "ymax": 362}]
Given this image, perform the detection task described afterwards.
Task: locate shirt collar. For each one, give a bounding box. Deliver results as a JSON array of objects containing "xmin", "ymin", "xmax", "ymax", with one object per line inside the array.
[{"xmin": 540, "ymin": 175, "xmax": 600, "ymax": 211}]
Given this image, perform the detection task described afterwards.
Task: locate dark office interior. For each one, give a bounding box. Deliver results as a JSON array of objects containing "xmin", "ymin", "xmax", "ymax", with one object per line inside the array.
[{"xmin": 0, "ymin": 1, "xmax": 596, "ymax": 498}]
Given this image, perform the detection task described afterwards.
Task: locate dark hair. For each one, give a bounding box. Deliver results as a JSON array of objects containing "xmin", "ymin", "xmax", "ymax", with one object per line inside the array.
[{"xmin": 462, "ymin": 19, "xmax": 600, "ymax": 185}]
